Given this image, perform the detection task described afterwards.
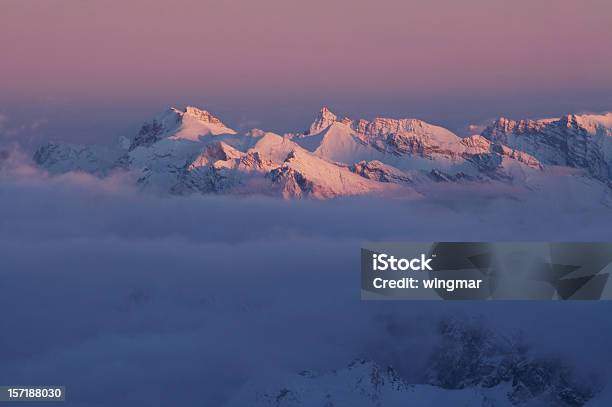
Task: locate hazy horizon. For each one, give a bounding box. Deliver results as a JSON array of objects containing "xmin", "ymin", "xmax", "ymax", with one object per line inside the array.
[{"xmin": 1, "ymin": 0, "xmax": 612, "ymax": 146}]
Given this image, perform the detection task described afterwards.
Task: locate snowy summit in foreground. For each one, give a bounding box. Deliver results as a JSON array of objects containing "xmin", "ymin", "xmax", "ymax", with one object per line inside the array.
[{"xmin": 33, "ymin": 106, "xmax": 612, "ymax": 199}]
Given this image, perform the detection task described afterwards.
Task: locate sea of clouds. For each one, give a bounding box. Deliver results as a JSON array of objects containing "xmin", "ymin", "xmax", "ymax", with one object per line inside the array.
[{"xmin": 1, "ymin": 145, "xmax": 612, "ymax": 406}]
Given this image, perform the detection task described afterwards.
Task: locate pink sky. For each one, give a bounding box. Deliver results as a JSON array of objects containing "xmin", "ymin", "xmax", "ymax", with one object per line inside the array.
[{"xmin": 1, "ymin": 0, "xmax": 611, "ymax": 137}]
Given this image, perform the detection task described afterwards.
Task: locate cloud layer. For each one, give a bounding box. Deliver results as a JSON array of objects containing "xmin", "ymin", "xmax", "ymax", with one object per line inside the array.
[{"xmin": 1, "ymin": 156, "xmax": 612, "ymax": 406}]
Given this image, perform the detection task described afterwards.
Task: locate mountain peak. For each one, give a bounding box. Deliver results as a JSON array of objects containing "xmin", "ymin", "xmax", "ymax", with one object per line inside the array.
[
  {"xmin": 559, "ymin": 112, "xmax": 612, "ymax": 132},
  {"xmin": 128, "ymin": 106, "xmax": 236, "ymax": 148},
  {"xmin": 319, "ymin": 106, "xmax": 334, "ymax": 114},
  {"xmin": 33, "ymin": 106, "xmax": 612, "ymax": 200},
  {"xmin": 171, "ymin": 106, "xmax": 227, "ymax": 127},
  {"xmin": 308, "ymin": 106, "xmax": 338, "ymax": 134}
]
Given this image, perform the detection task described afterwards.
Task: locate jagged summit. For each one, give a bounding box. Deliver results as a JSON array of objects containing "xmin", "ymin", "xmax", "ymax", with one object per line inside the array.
[
  {"xmin": 308, "ymin": 106, "xmax": 339, "ymax": 134},
  {"xmin": 172, "ymin": 106, "xmax": 229, "ymax": 127},
  {"xmin": 560, "ymin": 112, "xmax": 612, "ymax": 132},
  {"xmin": 128, "ymin": 106, "xmax": 237, "ymax": 149},
  {"xmin": 32, "ymin": 106, "xmax": 612, "ymax": 200},
  {"xmin": 485, "ymin": 112, "xmax": 612, "ymax": 136},
  {"xmin": 482, "ymin": 111, "xmax": 612, "ymax": 179},
  {"xmin": 306, "ymin": 107, "xmax": 459, "ymax": 147}
]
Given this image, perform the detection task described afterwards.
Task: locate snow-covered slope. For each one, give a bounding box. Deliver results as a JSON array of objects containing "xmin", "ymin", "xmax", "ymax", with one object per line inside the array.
[
  {"xmin": 226, "ymin": 318, "xmax": 596, "ymax": 407},
  {"xmin": 129, "ymin": 106, "xmax": 236, "ymax": 149},
  {"xmin": 269, "ymin": 149, "xmax": 395, "ymax": 199},
  {"xmin": 293, "ymin": 108, "xmax": 543, "ymax": 181},
  {"xmin": 32, "ymin": 106, "xmax": 612, "ymax": 199},
  {"xmin": 225, "ymin": 360, "xmax": 513, "ymax": 407}
]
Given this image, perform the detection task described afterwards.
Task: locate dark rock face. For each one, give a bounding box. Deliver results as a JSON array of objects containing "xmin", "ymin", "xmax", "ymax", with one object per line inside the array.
[
  {"xmin": 427, "ymin": 318, "xmax": 594, "ymax": 406},
  {"xmin": 482, "ymin": 115, "xmax": 612, "ymax": 180},
  {"xmin": 130, "ymin": 120, "xmax": 168, "ymax": 151},
  {"xmin": 171, "ymin": 165, "xmax": 220, "ymax": 195},
  {"xmin": 428, "ymin": 169, "xmax": 478, "ymax": 183},
  {"xmin": 351, "ymin": 160, "xmax": 413, "ymax": 184},
  {"xmin": 269, "ymin": 166, "xmax": 314, "ymax": 199},
  {"xmin": 372, "ymin": 131, "xmax": 461, "ymax": 159}
]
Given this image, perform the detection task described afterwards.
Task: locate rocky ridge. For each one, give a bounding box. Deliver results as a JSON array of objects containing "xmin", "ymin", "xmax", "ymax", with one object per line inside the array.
[{"xmin": 33, "ymin": 106, "xmax": 612, "ymax": 199}]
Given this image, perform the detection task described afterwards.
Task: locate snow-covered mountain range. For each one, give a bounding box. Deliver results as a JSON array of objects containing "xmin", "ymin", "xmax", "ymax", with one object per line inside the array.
[
  {"xmin": 33, "ymin": 106, "xmax": 612, "ymax": 199},
  {"xmin": 225, "ymin": 318, "xmax": 596, "ymax": 407}
]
